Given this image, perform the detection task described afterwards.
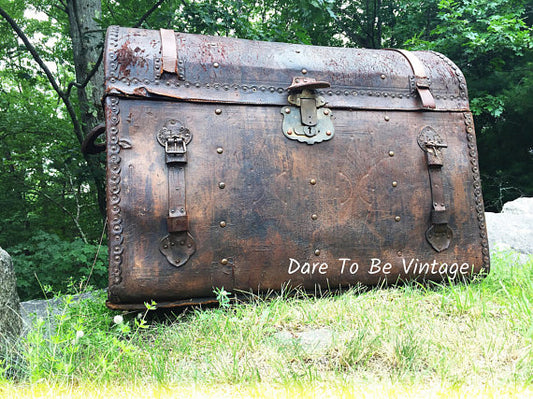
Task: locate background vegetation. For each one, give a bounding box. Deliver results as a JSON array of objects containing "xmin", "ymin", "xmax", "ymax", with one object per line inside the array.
[{"xmin": 0, "ymin": 0, "xmax": 532, "ymax": 299}]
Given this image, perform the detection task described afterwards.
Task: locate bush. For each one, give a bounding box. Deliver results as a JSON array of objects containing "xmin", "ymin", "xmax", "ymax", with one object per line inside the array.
[{"xmin": 9, "ymin": 231, "xmax": 108, "ymax": 300}]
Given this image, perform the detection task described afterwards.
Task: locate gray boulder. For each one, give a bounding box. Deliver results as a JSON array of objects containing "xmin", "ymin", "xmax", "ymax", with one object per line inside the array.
[
  {"xmin": 0, "ymin": 247, "xmax": 22, "ymax": 339},
  {"xmin": 485, "ymin": 197, "xmax": 533, "ymax": 263}
]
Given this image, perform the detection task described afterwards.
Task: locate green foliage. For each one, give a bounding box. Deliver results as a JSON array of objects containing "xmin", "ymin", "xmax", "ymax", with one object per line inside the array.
[
  {"xmin": 9, "ymin": 231, "xmax": 108, "ymax": 300},
  {"xmin": 15, "ymin": 290, "xmax": 154, "ymax": 382}
]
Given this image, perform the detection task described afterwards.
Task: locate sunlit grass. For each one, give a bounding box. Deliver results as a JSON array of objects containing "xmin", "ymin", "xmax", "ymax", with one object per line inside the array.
[{"xmin": 0, "ymin": 251, "xmax": 531, "ymax": 397}]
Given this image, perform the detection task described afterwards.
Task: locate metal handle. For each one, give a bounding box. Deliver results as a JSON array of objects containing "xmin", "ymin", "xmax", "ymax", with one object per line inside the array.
[
  {"xmin": 287, "ymin": 77, "xmax": 330, "ymax": 91},
  {"xmin": 81, "ymin": 123, "xmax": 106, "ymax": 155}
]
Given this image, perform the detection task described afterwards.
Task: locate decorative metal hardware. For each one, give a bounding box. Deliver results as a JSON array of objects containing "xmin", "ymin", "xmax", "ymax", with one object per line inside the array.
[
  {"xmin": 158, "ymin": 119, "xmax": 196, "ymax": 267},
  {"xmin": 159, "ymin": 232, "xmax": 196, "ymax": 268},
  {"xmin": 418, "ymin": 126, "xmax": 453, "ymax": 252},
  {"xmin": 281, "ymin": 77, "xmax": 334, "ymax": 144},
  {"xmin": 157, "ymin": 119, "xmax": 192, "ymax": 163}
]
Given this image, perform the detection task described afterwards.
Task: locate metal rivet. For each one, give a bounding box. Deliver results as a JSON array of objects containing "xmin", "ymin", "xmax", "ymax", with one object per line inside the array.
[
  {"xmin": 311, "ymin": 214, "xmax": 318, "ymax": 220},
  {"xmin": 301, "ymin": 69, "xmax": 308, "ymax": 74},
  {"xmin": 384, "ymin": 115, "xmax": 390, "ymax": 121},
  {"xmin": 180, "ymin": 240, "xmax": 185, "ymax": 245},
  {"xmin": 326, "ymin": 131, "xmax": 332, "ymax": 136},
  {"xmin": 381, "ymin": 74, "xmax": 386, "ymax": 79},
  {"xmin": 217, "ymin": 147, "xmax": 223, "ymax": 154},
  {"xmin": 221, "ymin": 258, "xmax": 229, "ymax": 265},
  {"xmin": 392, "ymin": 181, "xmax": 398, "ymax": 187},
  {"xmin": 170, "ymin": 242, "xmax": 175, "ymax": 246},
  {"xmin": 395, "ymin": 216, "xmax": 401, "ymax": 222},
  {"xmin": 220, "ymin": 221, "xmax": 226, "ymax": 228},
  {"xmin": 219, "ymin": 182, "xmax": 226, "ymax": 189},
  {"xmin": 163, "ymin": 245, "xmax": 168, "ymax": 249},
  {"xmin": 213, "ymin": 62, "xmax": 219, "ymax": 68},
  {"xmin": 323, "ymin": 109, "xmax": 330, "ymax": 115},
  {"xmin": 285, "ymin": 107, "xmax": 291, "ymax": 114},
  {"xmin": 310, "ymin": 178, "xmax": 316, "ymax": 185},
  {"xmin": 287, "ymin": 129, "xmax": 293, "ymax": 135},
  {"xmin": 314, "ymin": 249, "xmax": 320, "ymax": 256},
  {"xmin": 389, "ymin": 151, "xmax": 395, "ymax": 157},
  {"xmin": 215, "ymin": 108, "xmax": 222, "ymax": 115}
]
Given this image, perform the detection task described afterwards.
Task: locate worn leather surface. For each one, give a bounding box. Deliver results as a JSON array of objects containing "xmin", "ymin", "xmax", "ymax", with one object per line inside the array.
[{"xmin": 103, "ymin": 27, "xmax": 489, "ymax": 307}]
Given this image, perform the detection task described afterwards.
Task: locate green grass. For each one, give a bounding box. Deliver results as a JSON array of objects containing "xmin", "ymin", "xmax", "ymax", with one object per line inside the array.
[{"xmin": 1, "ymin": 251, "xmax": 532, "ymax": 398}]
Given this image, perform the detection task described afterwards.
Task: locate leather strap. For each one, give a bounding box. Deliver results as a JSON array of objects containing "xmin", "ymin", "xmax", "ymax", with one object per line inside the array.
[
  {"xmin": 421, "ymin": 130, "xmax": 453, "ymax": 252},
  {"xmin": 390, "ymin": 49, "xmax": 436, "ymax": 109},
  {"xmin": 165, "ymin": 136, "xmax": 189, "ymax": 233},
  {"xmin": 160, "ymin": 28, "xmax": 178, "ymax": 74},
  {"xmin": 167, "ymin": 161, "xmax": 188, "ymax": 232},
  {"xmin": 427, "ymin": 149, "xmax": 448, "ymax": 226},
  {"xmin": 157, "ymin": 120, "xmax": 196, "ymax": 267}
]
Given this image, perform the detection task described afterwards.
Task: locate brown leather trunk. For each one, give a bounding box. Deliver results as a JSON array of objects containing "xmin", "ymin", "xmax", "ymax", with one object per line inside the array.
[{"xmin": 102, "ymin": 26, "xmax": 490, "ymax": 309}]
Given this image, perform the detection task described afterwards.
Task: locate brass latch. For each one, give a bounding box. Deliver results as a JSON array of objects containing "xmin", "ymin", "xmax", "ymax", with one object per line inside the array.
[{"xmin": 281, "ymin": 77, "xmax": 334, "ymax": 144}]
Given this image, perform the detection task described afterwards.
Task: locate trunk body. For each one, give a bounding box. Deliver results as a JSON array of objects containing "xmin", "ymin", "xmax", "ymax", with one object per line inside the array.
[{"xmin": 103, "ymin": 27, "xmax": 490, "ymax": 309}]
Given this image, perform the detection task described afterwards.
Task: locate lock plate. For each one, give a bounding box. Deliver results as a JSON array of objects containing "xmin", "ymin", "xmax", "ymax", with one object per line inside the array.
[{"xmin": 281, "ymin": 89, "xmax": 334, "ymax": 144}]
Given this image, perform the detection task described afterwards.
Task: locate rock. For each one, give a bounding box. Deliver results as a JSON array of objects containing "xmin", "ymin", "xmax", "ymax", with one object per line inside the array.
[
  {"xmin": 485, "ymin": 197, "xmax": 533, "ymax": 263},
  {"xmin": 501, "ymin": 197, "xmax": 533, "ymax": 215},
  {"xmin": 0, "ymin": 247, "xmax": 22, "ymax": 339},
  {"xmin": 19, "ymin": 290, "xmax": 105, "ymax": 334}
]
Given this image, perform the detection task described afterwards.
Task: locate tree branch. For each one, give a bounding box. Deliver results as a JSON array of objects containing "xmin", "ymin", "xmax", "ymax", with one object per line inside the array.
[
  {"xmin": 66, "ymin": 45, "xmax": 104, "ymax": 98},
  {"xmin": 58, "ymin": 0, "xmax": 67, "ymax": 11},
  {"xmin": 0, "ymin": 6, "xmax": 64, "ymax": 100},
  {"xmin": 0, "ymin": 5, "xmax": 85, "ymax": 145},
  {"xmin": 134, "ymin": 0, "xmax": 166, "ymax": 28}
]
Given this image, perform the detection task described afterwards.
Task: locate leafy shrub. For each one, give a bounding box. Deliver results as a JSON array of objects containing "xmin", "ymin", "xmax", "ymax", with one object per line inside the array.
[{"xmin": 9, "ymin": 231, "xmax": 108, "ymax": 300}]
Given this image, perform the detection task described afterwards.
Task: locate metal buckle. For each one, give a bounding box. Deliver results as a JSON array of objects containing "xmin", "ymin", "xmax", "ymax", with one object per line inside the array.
[
  {"xmin": 165, "ymin": 136, "xmax": 187, "ymax": 155},
  {"xmin": 415, "ymin": 77, "xmax": 431, "ymax": 89}
]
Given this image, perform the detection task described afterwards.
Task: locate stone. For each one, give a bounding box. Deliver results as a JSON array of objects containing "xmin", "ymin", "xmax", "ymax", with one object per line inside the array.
[
  {"xmin": 19, "ymin": 290, "xmax": 105, "ymax": 334},
  {"xmin": 485, "ymin": 197, "xmax": 533, "ymax": 263},
  {"xmin": 501, "ymin": 197, "xmax": 533, "ymax": 215},
  {"xmin": 0, "ymin": 247, "xmax": 22, "ymax": 339}
]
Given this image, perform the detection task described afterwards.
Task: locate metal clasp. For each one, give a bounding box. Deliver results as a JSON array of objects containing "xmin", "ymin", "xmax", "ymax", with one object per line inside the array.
[
  {"xmin": 165, "ymin": 136, "xmax": 187, "ymax": 154},
  {"xmin": 424, "ymin": 139, "xmax": 447, "ymax": 167},
  {"xmin": 281, "ymin": 77, "xmax": 334, "ymax": 144},
  {"xmin": 157, "ymin": 120, "xmax": 192, "ymax": 164}
]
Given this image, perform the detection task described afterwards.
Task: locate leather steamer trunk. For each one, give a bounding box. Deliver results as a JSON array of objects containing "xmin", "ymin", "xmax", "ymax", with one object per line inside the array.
[{"xmin": 101, "ymin": 26, "xmax": 490, "ymax": 310}]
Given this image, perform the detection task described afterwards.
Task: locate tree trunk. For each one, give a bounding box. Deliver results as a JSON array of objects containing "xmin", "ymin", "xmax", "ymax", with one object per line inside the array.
[
  {"xmin": 67, "ymin": 0, "xmax": 104, "ymax": 124},
  {"xmin": 66, "ymin": 0, "xmax": 107, "ymax": 217}
]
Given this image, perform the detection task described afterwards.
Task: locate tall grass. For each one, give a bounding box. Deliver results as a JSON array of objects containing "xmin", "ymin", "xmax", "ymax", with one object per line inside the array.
[{"xmin": 1, "ymin": 251, "xmax": 532, "ymax": 397}]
